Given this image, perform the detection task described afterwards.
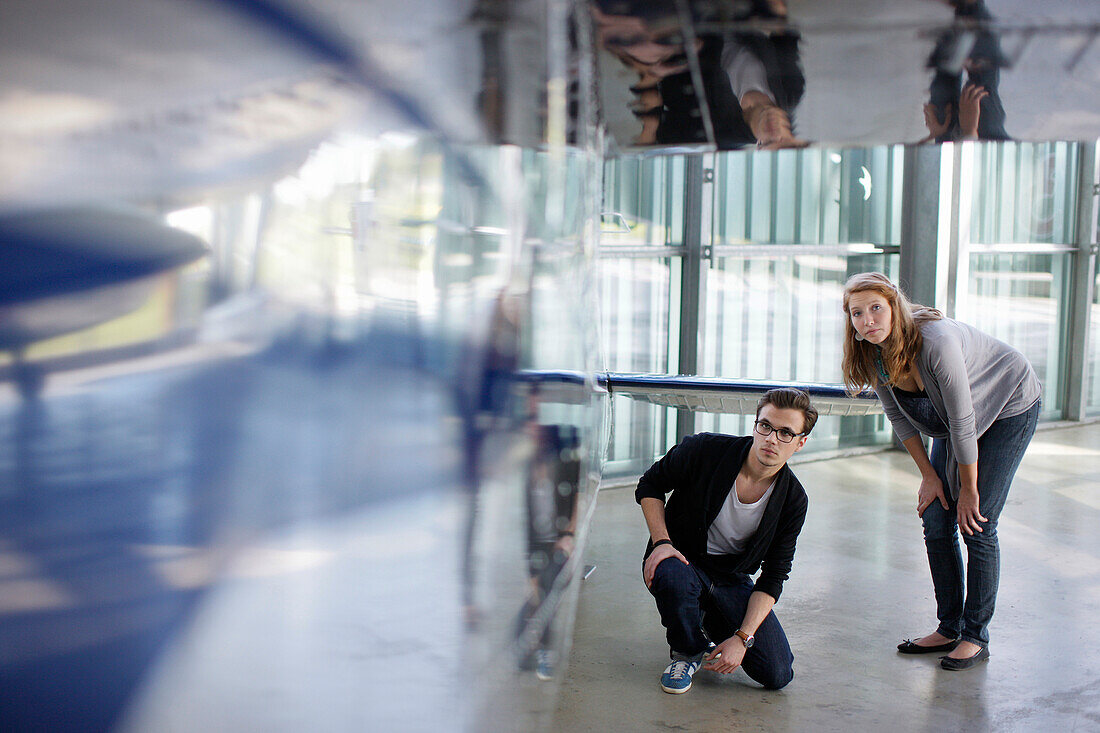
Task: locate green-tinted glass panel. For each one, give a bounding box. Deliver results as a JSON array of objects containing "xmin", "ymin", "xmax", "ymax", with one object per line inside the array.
[
  {"xmin": 961, "ymin": 253, "xmax": 1071, "ymax": 420},
  {"xmin": 602, "ymin": 156, "xmax": 686, "ymax": 247},
  {"xmin": 967, "ymin": 142, "xmax": 1079, "ymax": 245}
]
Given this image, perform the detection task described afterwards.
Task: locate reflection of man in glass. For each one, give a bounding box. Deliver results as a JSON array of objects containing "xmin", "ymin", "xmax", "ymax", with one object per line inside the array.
[
  {"xmin": 592, "ymin": 1, "xmax": 807, "ymax": 149},
  {"xmin": 516, "ymin": 421, "xmax": 580, "ymax": 681},
  {"xmin": 636, "ymin": 389, "xmax": 816, "ymax": 694},
  {"xmin": 921, "ymin": 0, "xmax": 1008, "ymax": 142},
  {"xmin": 715, "ymin": 32, "xmax": 807, "ymax": 150},
  {"xmin": 459, "ymin": 290, "xmax": 523, "ymax": 627}
]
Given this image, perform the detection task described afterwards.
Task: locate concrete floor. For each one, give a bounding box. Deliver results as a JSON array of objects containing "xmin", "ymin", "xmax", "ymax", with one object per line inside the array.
[{"xmin": 554, "ymin": 422, "xmax": 1100, "ymax": 732}]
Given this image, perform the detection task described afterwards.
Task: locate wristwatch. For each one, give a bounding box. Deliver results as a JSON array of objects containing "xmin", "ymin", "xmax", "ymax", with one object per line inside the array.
[{"xmin": 734, "ymin": 629, "xmax": 755, "ymax": 648}]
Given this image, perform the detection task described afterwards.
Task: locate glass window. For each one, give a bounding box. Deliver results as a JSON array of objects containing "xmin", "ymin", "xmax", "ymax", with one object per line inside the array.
[
  {"xmin": 599, "ymin": 141, "xmax": 1093, "ymax": 477},
  {"xmin": 599, "ymin": 155, "xmax": 688, "ymax": 474},
  {"xmin": 602, "ymin": 156, "xmax": 687, "ymax": 247},
  {"xmin": 701, "ymin": 146, "xmax": 905, "ymax": 456},
  {"xmin": 598, "ymin": 251, "xmax": 679, "ymax": 473},
  {"xmin": 961, "ymin": 253, "xmax": 1071, "ymax": 419},
  {"xmin": 968, "ymin": 142, "xmax": 1078, "ymax": 245},
  {"xmin": 699, "ymin": 252, "xmax": 899, "ymax": 454},
  {"xmin": 961, "ymin": 142, "xmax": 1080, "ymax": 420}
]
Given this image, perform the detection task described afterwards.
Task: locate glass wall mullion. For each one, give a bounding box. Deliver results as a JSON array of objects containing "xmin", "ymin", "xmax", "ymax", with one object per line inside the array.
[{"xmin": 1069, "ymin": 142, "xmax": 1099, "ymax": 418}]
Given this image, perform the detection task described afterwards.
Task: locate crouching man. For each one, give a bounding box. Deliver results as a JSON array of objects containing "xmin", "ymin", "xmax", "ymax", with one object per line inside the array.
[{"xmin": 636, "ymin": 388, "xmax": 816, "ymax": 694}]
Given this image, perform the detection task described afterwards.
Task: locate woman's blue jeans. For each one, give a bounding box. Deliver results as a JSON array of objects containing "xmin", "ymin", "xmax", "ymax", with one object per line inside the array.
[
  {"xmin": 922, "ymin": 400, "xmax": 1040, "ymax": 647},
  {"xmin": 647, "ymin": 557, "xmax": 794, "ymax": 689}
]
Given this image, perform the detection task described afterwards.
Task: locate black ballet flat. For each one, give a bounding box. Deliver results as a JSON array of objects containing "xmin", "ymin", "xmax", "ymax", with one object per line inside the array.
[
  {"xmin": 940, "ymin": 646, "xmax": 989, "ymax": 670},
  {"xmin": 897, "ymin": 638, "xmax": 960, "ymax": 654}
]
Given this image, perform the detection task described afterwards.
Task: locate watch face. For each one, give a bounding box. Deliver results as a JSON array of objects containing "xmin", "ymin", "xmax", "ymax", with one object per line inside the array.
[{"xmin": 744, "ymin": 636, "xmax": 755, "ymax": 648}]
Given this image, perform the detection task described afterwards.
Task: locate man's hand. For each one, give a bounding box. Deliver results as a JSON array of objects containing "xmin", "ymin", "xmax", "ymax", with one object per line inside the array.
[
  {"xmin": 702, "ymin": 636, "xmax": 748, "ymax": 674},
  {"xmin": 740, "ymin": 95, "xmax": 807, "ymax": 150},
  {"xmin": 916, "ymin": 473, "xmax": 949, "ymax": 517},
  {"xmin": 956, "ymin": 487, "xmax": 987, "ymax": 535},
  {"xmin": 642, "ymin": 542, "xmax": 688, "ymax": 588},
  {"xmin": 554, "ymin": 533, "xmax": 575, "ymax": 556}
]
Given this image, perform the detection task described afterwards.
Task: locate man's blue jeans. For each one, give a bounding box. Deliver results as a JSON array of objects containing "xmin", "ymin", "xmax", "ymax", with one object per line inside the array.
[
  {"xmin": 647, "ymin": 557, "xmax": 794, "ymax": 689},
  {"xmin": 923, "ymin": 400, "xmax": 1040, "ymax": 647}
]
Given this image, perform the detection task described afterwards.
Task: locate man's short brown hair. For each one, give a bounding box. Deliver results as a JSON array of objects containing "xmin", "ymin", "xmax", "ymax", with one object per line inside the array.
[{"xmin": 755, "ymin": 388, "xmax": 818, "ymax": 436}]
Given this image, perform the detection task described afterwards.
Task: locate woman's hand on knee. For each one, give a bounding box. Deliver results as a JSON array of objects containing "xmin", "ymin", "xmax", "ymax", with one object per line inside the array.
[
  {"xmin": 643, "ymin": 543, "xmax": 689, "ymax": 588},
  {"xmin": 956, "ymin": 488, "xmax": 987, "ymax": 535},
  {"xmin": 917, "ymin": 474, "xmax": 949, "ymax": 517}
]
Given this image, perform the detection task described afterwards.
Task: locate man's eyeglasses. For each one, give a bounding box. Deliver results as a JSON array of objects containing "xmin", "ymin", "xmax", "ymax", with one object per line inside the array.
[{"xmin": 754, "ymin": 420, "xmax": 803, "ymax": 443}]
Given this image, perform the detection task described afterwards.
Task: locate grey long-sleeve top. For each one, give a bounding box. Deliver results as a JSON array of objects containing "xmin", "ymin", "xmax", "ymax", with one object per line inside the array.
[{"xmin": 875, "ymin": 317, "xmax": 1041, "ymax": 498}]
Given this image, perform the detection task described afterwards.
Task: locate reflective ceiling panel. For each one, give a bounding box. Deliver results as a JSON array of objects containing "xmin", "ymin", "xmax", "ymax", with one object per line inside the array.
[
  {"xmin": 0, "ymin": 0, "xmax": 548, "ymax": 211},
  {"xmin": 594, "ymin": 0, "xmax": 1100, "ymax": 151}
]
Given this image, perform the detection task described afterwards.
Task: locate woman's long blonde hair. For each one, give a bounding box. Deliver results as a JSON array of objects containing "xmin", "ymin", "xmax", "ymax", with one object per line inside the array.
[{"xmin": 841, "ymin": 272, "xmax": 942, "ymax": 395}]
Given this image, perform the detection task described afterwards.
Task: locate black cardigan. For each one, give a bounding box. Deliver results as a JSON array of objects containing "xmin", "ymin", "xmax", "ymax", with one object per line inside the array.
[{"xmin": 635, "ymin": 433, "xmax": 808, "ymax": 602}]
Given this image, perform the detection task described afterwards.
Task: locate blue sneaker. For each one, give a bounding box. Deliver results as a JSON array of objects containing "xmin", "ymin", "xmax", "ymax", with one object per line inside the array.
[
  {"xmin": 535, "ymin": 649, "xmax": 555, "ymax": 681},
  {"xmin": 660, "ymin": 656, "xmax": 701, "ymax": 694}
]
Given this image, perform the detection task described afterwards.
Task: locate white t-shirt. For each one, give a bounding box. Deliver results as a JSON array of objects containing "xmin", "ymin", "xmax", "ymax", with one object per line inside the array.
[
  {"xmin": 721, "ymin": 41, "xmax": 775, "ymax": 105},
  {"xmin": 706, "ymin": 478, "xmax": 776, "ymax": 555}
]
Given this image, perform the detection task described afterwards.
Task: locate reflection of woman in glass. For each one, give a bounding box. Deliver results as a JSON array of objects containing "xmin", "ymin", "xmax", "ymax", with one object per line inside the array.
[
  {"xmin": 921, "ymin": 0, "xmax": 1009, "ymax": 142},
  {"xmin": 840, "ymin": 273, "xmax": 1041, "ymax": 670}
]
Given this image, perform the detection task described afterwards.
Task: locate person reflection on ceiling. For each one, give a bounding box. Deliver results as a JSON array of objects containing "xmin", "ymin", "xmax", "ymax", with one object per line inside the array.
[
  {"xmin": 920, "ymin": 0, "xmax": 1009, "ymax": 143},
  {"xmin": 593, "ymin": 0, "xmax": 807, "ymax": 150}
]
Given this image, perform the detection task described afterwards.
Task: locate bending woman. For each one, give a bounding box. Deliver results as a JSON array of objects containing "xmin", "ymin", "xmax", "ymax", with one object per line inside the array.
[{"xmin": 841, "ymin": 272, "xmax": 1041, "ymax": 671}]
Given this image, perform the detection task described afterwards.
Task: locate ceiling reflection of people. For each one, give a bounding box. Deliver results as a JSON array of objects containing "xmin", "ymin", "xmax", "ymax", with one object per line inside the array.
[{"xmin": 593, "ymin": 1, "xmax": 807, "ymax": 150}]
